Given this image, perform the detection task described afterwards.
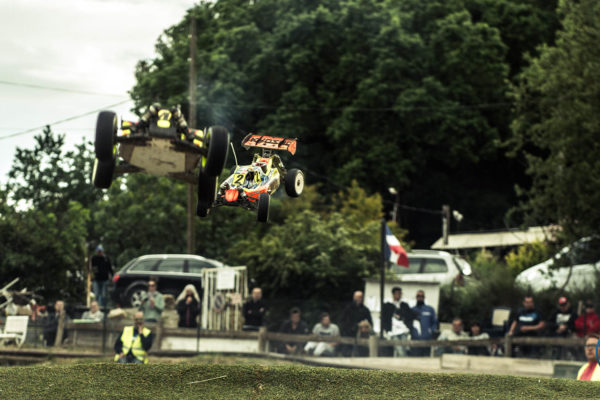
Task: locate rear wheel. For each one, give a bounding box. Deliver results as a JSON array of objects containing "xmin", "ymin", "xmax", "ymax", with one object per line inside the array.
[
  {"xmin": 197, "ymin": 172, "xmax": 217, "ymax": 217},
  {"xmin": 125, "ymin": 284, "xmax": 147, "ymax": 308},
  {"xmin": 257, "ymin": 192, "xmax": 270, "ymax": 223},
  {"xmin": 203, "ymin": 126, "xmax": 229, "ymax": 176},
  {"xmin": 92, "ymin": 157, "xmax": 115, "ymax": 189},
  {"xmin": 285, "ymin": 168, "xmax": 304, "ymax": 197},
  {"xmin": 95, "ymin": 111, "xmax": 117, "ymax": 161}
]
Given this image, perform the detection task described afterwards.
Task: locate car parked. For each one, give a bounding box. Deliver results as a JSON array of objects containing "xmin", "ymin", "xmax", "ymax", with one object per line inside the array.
[
  {"xmin": 110, "ymin": 254, "xmax": 226, "ymax": 307},
  {"xmin": 389, "ymin": 249, "xmax": 472, "ymax": 285},
  {"xmin": 515, "ymin": 237, "xmax": 600, "ymax": 292}
]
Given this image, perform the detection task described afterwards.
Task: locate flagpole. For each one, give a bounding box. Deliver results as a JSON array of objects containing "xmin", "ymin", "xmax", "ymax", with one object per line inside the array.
[{"xmin": 380, "ymin": 217, "xmax": 386, "ymax": 340}]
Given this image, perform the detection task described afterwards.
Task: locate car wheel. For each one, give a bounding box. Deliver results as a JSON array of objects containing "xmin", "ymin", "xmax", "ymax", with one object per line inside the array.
[
  {"xmin": 257, "ymin": 192, "xmax": 270, "ymax": 223},
  {"xmin": 197, "ymin": 172, "xmax": 217, "ymax": 217},
  {"xmin": 125, "ymin": 284, "xmax": 148, "ymax": 308},
  {"xmin": 203, "ymin": 126, "xmax": 229, "ymax": 176},
  {"xmin": 92, "ymin": 157, "xmax": 115, "ymax": 189},
  {"xmin": 95, "ymin": 111, "xmax": 117, "ymax": 161},
  {"xmin": 284, "ymin": 168, "xmax": 304, "ymax": 197}
]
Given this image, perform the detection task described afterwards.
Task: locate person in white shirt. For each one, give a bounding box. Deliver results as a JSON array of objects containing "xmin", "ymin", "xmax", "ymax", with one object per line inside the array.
[
  {"xmin": 304, "ymin": 312, "xmax": 340, "ymax": 356},
  {"xmin": 436, "ymin": 317, "xmax": 469, "ymax": 355},
  {"xmin": 81, "ymin": 300, "xmax": 104, "ymax": 321}
]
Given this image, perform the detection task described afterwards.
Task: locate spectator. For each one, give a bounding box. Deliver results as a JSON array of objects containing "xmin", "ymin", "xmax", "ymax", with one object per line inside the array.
[
  {"xmin": 242, "ymin": 287, "xmax": 267, "ymax": 331},
  {"xmin": 382, "ymin": 287, "xmax": 415, "ymax": 357},
  {"xmin": 91, "ymin": 244, "xmax": 114, "ymax": 308},
  {"xmin": 467, "ymin": 322, "xmax": 490, "ymax": 356},
  {"xmin": 507, "ymin": 295, "xmax": 545, "ymax": 358},
  {"xmin": 575, "ymin": 300, "xmax": 600, "ymax": 338},
  {"xmin": 43, "ymin": 300, "xmax": 70, "ymax": 346},
  {"xmin": 353, "ymin": 319, "xmax": 374, "ymax": 357},
  {"xmin": 176, "ymin": 284, "xmax": 200, "ymax": 328},
  {"xmin": 339, "ymin": 291, "xmax": 373, "ymax": 357},
  {"xmin": 81, "ymin": 300, "xmax": 104, "ymax": 321},
  {"xmin": 436, "ymin": 317, "xmax": 469, "ymax": 356},
  {"xmin": 139, "ymin": 277, "xmax": 164, "ymax": 323},
  {"xmin": 278, "ymin": 307, "xmax": 309, "ymax": 355},
  {"xmin": 411, "ymin": 290, "xmax": 439, "ymax": 357},
  {"xmin": 577, "ymin": 333, "xmax": 600, "ymax": 381},
  {"xmin": 304, "ymin": 312, "xmax": 340, "ymax": 357},
  {"xmin": 114, "ymin": 311, "xmax": 154, "ymax": 364},
  {"xmin": 547, "ymin": 296, "xmax": 578, "ymax": 359}
]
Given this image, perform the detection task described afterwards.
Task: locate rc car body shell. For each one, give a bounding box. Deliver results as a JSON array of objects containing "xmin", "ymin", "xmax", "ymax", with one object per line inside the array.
[
  {"xmin": 116, "ymin": 131, "xmax": 206, "ymax": 184},
  {"xmin": 92, "ymin": 107, "xmax": 229, "ymax": 189},
  {"xmin": 215, "ymin": 156, "xmax": 282, "ymax": 210}
]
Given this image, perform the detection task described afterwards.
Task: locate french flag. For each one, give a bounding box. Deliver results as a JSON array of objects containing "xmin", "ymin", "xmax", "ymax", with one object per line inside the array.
[{"xmin": 384, "ymin": 223, "xmax": 409, "ymax": 268}]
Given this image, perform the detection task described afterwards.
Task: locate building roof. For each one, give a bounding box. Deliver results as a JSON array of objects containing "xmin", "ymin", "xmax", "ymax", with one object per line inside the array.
[{"xmin": 430, "ymin": 226, "xmax": 556, "ymax": 250}]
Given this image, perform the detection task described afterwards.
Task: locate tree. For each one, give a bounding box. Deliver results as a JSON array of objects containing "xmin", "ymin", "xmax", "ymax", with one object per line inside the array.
[
  {"xmin": 510, "ymin": 0, "xmax": 600, "ymax": 242},
  {"xmin": 1, "ymin": 127, "xmax": 97, "ymax": 302},
  {"xmin": 128, "ymin": 0, "xmax": 561, "ymax": 246}
]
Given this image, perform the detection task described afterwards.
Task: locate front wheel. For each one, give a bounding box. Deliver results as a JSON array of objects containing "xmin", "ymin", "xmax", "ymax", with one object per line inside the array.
[
  {"xmin": 285, "ymin": 169, "xmax": 304, "ymax": 197},
  {"xmin": 92, "ymin": 157, "xmax": 115, "ymax": 189},
  {"xmin": 203, "ymin": 126, "xmax": 230, "ymax": 176},
  {"xmin": 257, "ymin": 192, "xmax": 270, "ymax": 223}
]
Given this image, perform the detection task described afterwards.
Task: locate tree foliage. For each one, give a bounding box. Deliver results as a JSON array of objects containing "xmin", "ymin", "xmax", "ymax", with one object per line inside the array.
[
  {"xmin": 510, "ymin": 0, "xmax": 600, "ymax": 242},
  {"xmin": 130, "ymin": 0, "xmax": 560, "ymax": 246}
]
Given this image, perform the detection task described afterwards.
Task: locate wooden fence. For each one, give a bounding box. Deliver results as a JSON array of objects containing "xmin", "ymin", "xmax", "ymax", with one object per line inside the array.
[{"xmin": 61, "ymin": 321, "xmax": 586, "ymax": 358}]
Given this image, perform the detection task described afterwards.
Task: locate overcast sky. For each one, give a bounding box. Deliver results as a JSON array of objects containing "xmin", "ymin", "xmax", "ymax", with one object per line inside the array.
[{"xmin": 0, "ymin": 0, "xmax": 198, "ymax": 183}]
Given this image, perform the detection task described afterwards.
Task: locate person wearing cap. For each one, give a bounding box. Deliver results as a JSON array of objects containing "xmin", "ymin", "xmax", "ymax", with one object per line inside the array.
[
  {"xmin": 547, "ymin": 296, "xmax": 578, "ymax": 359},
  {"xmin": 91, "ymin": 244, "xmax": 114, "ymax": 309},
  {"xmin": 575, "ymin": 300, "xmax": 600, "ymax": 338}
]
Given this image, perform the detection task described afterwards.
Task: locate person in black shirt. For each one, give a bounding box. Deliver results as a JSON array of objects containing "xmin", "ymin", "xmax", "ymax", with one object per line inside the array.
[
  {"xmin": 176, "ymin": 284, "xmax": 201, "ymax": 328},
  {"xmin": 507, "ymin": 295, "xmax": 545, "ymax": 357},
  {"xmin": 242, "ymin": 287, "xmax": 267, "ymax": 331},
  {"xmin": 339, "ymin": 290, "xmax": 372, "ymax": 356},
  {"xmin": 382, "ymin": 287, "xmax": 416, "ymax": 357},
  {"xmin": 278, "ymin": 307, "xmax": 309, "ymax": 354},
  {"xmin": 547, "ymin": 296, "xmax": 578, "ymax": 359},
  {"xmin": 91, "ymin": 244, "xmax": 114, "ymax": 308}
]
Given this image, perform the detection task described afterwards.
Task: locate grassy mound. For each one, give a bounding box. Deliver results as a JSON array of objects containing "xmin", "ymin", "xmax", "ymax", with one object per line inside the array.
[{"xmin": 1, "ymin": 362, "xmax": 599, "ymax": 399}]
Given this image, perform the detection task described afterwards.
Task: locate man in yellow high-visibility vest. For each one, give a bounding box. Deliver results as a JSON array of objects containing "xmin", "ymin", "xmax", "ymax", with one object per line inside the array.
[{"xmin": 114, "ymin": 311, "xmax": 154, "ymax": 364}]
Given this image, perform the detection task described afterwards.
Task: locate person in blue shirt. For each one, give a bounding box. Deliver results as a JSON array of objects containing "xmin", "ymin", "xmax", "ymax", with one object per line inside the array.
[{"xmin": 411, "ymin": 290, "xmax": 438, "ymax": 357}]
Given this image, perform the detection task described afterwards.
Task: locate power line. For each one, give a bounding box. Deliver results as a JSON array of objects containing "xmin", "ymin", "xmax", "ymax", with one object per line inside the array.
[
  {"xmin": 0, "ymin": 99, "xmax": 132, "ymax": 141},
  {"xmin": 0, "ymin": 80, "xmax": 126, "ymax": 97},
  {"xmin": 194, "ymin": 100, "xmax": 513, "ymax": 112}
]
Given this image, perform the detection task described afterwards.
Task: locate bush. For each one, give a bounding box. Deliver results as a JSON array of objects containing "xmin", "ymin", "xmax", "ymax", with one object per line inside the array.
[
  {"xmin": 504, "ymin": 241, "xmax": 553, "ymax": 278},
  {"xmin": 438, "ymin": 250, "xmax": 525, "ymax": 325}
]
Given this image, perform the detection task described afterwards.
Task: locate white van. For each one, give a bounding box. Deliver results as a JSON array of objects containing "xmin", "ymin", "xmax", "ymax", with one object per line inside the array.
[
  {"xmin": 389, "ymin": 250, "xmax": 472, "ymax": 285},
  {"xmin": 515, "ymin": 237, "xmax": 600, "ymax": 291}
]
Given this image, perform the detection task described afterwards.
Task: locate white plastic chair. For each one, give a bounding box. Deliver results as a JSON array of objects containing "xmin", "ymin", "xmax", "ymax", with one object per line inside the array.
[{"xmin": 0, "ymin": 315, "xmax": 29, "ymax": 348}]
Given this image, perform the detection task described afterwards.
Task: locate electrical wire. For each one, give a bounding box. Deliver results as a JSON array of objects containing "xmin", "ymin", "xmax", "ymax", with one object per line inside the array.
[
  {"xmin": 0, "ymin": 80, "xmax": 126, "ymax": 97},
  {"xmin": 0, "ymin": 99, "xmax": 132, "ymax": 141}
]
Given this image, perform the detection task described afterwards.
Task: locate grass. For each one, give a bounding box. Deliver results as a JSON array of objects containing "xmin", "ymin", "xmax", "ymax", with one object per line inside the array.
[{"xmin": 1, "ymin": 357, "xmax": 600, "ymax": 399}]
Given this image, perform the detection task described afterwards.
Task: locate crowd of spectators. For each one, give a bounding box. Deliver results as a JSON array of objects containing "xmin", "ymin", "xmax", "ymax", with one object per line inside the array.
[{"xmin": 34, "ymin": 273, "xmax": 600, "ymax": 364}]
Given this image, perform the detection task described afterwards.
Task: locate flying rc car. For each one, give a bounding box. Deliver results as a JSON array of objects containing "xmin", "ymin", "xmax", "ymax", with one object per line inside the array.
[
  {"xmin": 92, "ymin": 103, "xmax": 230, "ymax": 192},
  {"xmin": 196, "ymin": 134, "xmax": 305, "ymax": 222}
]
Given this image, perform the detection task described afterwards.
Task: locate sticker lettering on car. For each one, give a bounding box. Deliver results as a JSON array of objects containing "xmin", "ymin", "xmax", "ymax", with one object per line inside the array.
[
  {"xmin": 233, "ymin": 173, "xmax": 244, "ymax": 185},
  {"xmin": 157, "ymin": 110, "xmax": 172, "ymax": 128}
]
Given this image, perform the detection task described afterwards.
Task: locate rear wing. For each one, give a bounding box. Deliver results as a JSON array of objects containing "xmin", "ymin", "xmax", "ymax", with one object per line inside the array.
[{"xmin": 241, "ymin": 134, "xmax": 297, "ymax": 155}]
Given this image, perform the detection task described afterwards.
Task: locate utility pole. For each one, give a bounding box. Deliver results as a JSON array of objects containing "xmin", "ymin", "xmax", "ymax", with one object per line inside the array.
[
  {"xmin": 187, "ymin": 17, "xmax": 197, "ymax": 255},
  {"xmin": 442, "ymin": 205, "xmax": 450, "ymax": 246}
]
